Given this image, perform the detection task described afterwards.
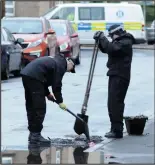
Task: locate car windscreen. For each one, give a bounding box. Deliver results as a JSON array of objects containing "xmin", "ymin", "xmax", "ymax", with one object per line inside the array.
[
  {"xmin": 49, "ymin": 22, "xmax": 67, "ymax": 36},
  {"xmin": 2, "ymin": 20, "xmax": 43, "ymax": 34}
]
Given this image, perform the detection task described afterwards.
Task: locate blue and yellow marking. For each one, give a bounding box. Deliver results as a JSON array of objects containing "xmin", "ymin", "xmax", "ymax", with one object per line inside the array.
[{"xmin": 71, "ymin": 22, "xmax": 142, "ymax": 31}]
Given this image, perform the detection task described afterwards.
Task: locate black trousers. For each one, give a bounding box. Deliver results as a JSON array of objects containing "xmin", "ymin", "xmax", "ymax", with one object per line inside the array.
[
  {"xmin": 108, "ymin": 76, "xmax": 129, "ymax": 132},
  {"xmin": 22, "ymin": 75, "xmax": 46, "ymax": 133}
]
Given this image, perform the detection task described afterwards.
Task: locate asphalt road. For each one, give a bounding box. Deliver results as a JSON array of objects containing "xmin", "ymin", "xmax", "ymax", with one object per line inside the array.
[{"xmin": 1, "ymin": 49, "xmax": 154, "ymax": 147}]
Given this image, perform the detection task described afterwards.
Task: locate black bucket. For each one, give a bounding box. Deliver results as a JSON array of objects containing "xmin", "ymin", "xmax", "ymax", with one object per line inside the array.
[{"xmin": 124, "ymin": 115, "xmax": 148, "ymax": 135}]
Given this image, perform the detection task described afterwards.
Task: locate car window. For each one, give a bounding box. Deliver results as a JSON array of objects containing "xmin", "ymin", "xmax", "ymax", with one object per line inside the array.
[
  {"xmin": 2, "ymin": 19, "xmax": 43, "ymax": 34},
  {"xmin": 79, "ymin": 7, "xmax": 105, "ymax": 20},
  {"xmin": 4, "ymin": 28, "xmax": 15, "ymax": 42},
  {"xmin": 49, "ymin": 22, "xmax": 67, "ymax": 36},
  {"xmin": 51, "ymin": 7, "xmax": 75, "ymax": 21}
]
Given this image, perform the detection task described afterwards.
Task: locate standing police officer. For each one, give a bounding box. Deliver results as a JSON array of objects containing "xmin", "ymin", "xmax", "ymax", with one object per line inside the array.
[
  {"xmin": 93, "ymin": 24, "xmax": 136, "ymax": 138},
  {"xmin": 21, "ymin": 53, "xmax": 76, "ymax": 144}
]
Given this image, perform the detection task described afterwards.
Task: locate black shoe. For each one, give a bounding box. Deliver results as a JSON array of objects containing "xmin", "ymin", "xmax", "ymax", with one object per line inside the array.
[
  {"xmin": 105, "ymin": 130, "xmax": 113, "ymax": 136},
  {"xmin": 104, "ymin": 131, "xmax": 123, "ymax": 139},
  {"xmin": 28, "ymin": 133, "xmax": 51, "ymax": 144}
]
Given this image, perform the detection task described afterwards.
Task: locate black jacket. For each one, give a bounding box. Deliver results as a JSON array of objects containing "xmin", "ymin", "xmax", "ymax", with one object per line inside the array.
[
  {"xmin": 20, "ymin": 54, "xmax": 67, "ymax": 103},
  {"xmin": 98, "ymin": 33, "xmax": 135, "ymax": 80}
]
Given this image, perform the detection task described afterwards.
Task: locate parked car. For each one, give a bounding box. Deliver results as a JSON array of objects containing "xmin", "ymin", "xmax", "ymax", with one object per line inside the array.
[
  {"xmin": 49, "ymin": 19, "xmax": 81, "ymax": 65},
  {"xmin": 1, "ymin": 27, "xmax": 24, "ymax": 80},
  {"xmin": 146, "ymin": 20, "xmax": 155, "ymax": 45},
  {"xmin": 2, "ymin": 17, "xmax": 58, "ymax": 66}
]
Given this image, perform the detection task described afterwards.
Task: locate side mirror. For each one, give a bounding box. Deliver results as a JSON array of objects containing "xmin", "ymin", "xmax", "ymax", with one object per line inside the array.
[
  {"xmin": 16, "ymin": 38, "xmax": 24, "ymax": 44},
  {"xmin": 46, "ymin": 29, "xmax": 55, "ymax": 35},
  {"xmin": 70, "ymin": 33, "xmax": 78, "ymax": 38}
]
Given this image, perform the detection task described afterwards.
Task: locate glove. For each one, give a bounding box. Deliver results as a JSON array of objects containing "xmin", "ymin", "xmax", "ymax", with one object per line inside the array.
[
  {"xmin": 47, "ymin": 94, "xmax": 56, "ymax": 102},
  {"xmin": 93, "ymin": 31, "xmax": 104, "ymax": 41},
  {"xmin": 59, "ymin": 103, "xmax": 67, "ymax": 110}
]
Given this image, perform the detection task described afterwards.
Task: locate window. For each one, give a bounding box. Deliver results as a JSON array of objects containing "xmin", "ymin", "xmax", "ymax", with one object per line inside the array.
[
  {"xmin": 49, "ymin": 22, "xmax": 67, "ymax": 36},
  {"xmin": 79, "ymin": 7, "xmax": 105, "ymax": 20},
  {"xmin": 51, "ymin": 7, "xmax": 75, "ymax": 21},
  {"xmin": 2, "ymin": 20, "xmax": 43, "ymax": 34},
  {"xmin": 5, "ymin": 0, "xmax": 15, "ymax": 16}
]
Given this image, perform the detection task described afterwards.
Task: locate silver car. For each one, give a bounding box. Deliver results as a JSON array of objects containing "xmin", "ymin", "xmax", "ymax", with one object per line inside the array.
[
  {"xmin": 1, "ymin": 27, "xmax": 24, "ymax": 80},
  {"xmin": 146, "ymin": 20, "xmax": 155, "ymax": 45}
]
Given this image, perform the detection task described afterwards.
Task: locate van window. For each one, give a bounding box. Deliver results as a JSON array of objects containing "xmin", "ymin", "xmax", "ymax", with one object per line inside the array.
[
  {"xmin": 79, "ymin": 7, "xmax": 105, "ymax": 20},
  {"xmin": 51, "ymin": 7, "xmax": 75, "ymax": 21}
]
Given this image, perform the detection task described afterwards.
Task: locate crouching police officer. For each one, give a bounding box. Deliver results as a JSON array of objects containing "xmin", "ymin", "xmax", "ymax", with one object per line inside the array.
[
  {"xmin": 21, "ymin": 52, "xmax": 76, "ymax": 144},
  {"xmin": 93, "ymin": 24, "xmax": 136, "ymax": 138}
]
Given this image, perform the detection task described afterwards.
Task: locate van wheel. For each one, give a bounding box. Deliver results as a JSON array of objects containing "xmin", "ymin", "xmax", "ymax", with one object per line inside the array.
[
  {"xmin": 76, "ymin": 49, "xmax": 81, "ymax": 65},
  {"xmin": 2, "ymin": 58, "xmax": 9, "ymax": 80}
]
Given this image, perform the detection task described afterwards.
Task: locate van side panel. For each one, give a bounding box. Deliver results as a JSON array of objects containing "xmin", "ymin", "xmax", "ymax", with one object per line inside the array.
[{"xmin": 75, "ymin": 4, "xmax": 146, "ymax": 45}]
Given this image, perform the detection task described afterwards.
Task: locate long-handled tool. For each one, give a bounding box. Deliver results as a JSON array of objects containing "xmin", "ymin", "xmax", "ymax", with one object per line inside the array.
[
  {"xmin": 52, "ymin": 100, "xmax": 91, "ymax": 142},
  {"xmin": 74, "ymin": 41, "xmax": 99, "ymax": 139}
]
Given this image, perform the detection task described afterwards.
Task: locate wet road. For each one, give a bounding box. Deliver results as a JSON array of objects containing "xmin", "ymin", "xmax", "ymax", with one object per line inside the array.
[{"xmin": 2, "ymin": 49, "xmax": 154, "ymax": 148}]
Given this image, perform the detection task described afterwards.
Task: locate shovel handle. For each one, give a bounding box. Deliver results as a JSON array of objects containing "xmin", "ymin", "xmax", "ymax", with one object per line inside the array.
[
  {"xmin": 66, "ymin": 108, "xmax": 85, "ymax": 123},
  {"xmin": 52, "ymin": 99, "xmax": 85, "ymax": 124}
]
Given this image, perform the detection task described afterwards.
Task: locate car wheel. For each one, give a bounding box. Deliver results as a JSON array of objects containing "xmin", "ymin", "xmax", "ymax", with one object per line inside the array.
[
  {"xmin": 147, "ymin": 41, "xmax": 154, "ymax": 45},
  {"xmin": 75, "ymin": 48, "xmax": 81, "ymax": 65},
  {"xmin": 2, "ymin": 58, "xmax": 9, "ymax": 80}
]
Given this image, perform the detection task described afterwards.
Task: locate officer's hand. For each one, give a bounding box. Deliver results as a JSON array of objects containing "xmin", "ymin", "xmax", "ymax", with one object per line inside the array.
[
  {"xmin": 93, "ymin": 31, "xmax": 104, "ymax": 41},
  {"xmin": 47, "ymin": 94, "xmax": 56, "ymax": 102},
  {"xmin": 59, "ymin": 103, "xmax": 67, "ymax": 110}
]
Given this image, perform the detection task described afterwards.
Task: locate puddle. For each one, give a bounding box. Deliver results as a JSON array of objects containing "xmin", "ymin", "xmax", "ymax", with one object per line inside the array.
[{"xmin": 2, "ymin": 141, "xmax": 105, "ymax": 164}]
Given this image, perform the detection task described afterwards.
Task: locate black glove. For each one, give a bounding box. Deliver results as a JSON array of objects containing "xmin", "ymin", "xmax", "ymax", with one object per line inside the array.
[
  {"xmin": 47, "ymin": 94, "xmax": 56, "ymax": 102},
  {"xmin": 93, "ymin": 31, "xmax": 104, "ymax": 41}
]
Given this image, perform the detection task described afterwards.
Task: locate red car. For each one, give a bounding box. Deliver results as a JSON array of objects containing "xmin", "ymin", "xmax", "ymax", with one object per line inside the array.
[
  {"xmin": 2, "ymin": 17, "xmax": 58, "ymax": 66},
  {"xmin": 49, "ymin": 19, "xmax": 81, "ymax": 65}
]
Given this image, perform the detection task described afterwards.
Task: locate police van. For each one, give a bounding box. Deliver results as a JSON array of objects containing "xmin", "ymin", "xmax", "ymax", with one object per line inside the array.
[{"xmin": 43, "ymin": 3, "xmax": 146, "ymax": 46}]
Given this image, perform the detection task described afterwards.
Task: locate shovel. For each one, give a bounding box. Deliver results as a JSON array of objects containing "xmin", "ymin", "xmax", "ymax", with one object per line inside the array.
[
  {"xmin": 52, "ymin": 99, "xmax": 91, "ymax": 141},
  {"xmin": 74, "ymin": 41, "xmax": 99, "ymax": 138}
]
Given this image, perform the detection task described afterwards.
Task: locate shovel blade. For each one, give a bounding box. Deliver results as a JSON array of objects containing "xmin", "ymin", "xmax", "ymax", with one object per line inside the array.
[{"xmin": 74, "ymin": 114, "xmax": 89, "ymax": 135}]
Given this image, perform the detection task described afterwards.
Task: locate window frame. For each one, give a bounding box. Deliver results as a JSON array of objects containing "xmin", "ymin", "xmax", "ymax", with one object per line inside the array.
[
  {"xmin": 5, "ymin": 1, "xmax": 15, "ymax": 16},
  {"xmin": 78, "ymin": 7, "xmax": 105, "ymax": 21}
]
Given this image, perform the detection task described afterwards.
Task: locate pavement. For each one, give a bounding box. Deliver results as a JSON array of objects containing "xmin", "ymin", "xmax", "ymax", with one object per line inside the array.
[
  {"xmin": 102, "ymin": 118, "xmax": 155, "ymax": 164},
  {"xmin": 1, "ymin": 48, "xmax": 154, "ymax": 163}
]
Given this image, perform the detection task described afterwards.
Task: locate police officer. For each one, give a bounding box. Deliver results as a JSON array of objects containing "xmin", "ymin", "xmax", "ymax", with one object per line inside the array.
[
  {"xmin": 93, "ymin": 24, "xmax": 136, "ymax": 138},
  {"xmin": 21, "ymin": 53, "xmax": 76, "ymax": 144}
]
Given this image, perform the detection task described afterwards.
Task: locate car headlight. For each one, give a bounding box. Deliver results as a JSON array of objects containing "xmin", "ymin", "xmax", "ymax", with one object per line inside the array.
[
  {"xmin": 29, "ymin": 50, "xmax": 41, "ymax": 57},
  {"xmin": 28, "ymin": 39, "xmax": 43, "ymax": 48}
]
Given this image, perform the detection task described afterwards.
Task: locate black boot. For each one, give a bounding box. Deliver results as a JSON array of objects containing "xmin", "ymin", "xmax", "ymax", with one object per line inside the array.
[
  {"xmin": 105, "ymin": 126, "xmax": 113, "ymax": 136},
  {"xmin": 28, "ymin": 132, "xmax": 51, "ymax": 144},
  {"xmin": 104, "ymin": 131, "xmax": 123, "ymax": 139}
]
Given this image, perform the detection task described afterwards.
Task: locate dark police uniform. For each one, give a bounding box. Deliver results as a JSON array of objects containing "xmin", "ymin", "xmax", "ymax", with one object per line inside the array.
[
  {"xmin": 94, "ymin": 25, "xmax": 135, "ymax": 138},
  {"xmin": 20, "ymin": 54, "xmax": 67, "ymax": 142}
]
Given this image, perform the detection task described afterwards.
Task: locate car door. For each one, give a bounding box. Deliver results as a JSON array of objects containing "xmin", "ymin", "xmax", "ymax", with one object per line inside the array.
[
  {"xmin": 4, "ymin": 28, "xmax": 22, "ymax": 71},
  {"xmin": 68, "ymin": 21, "xmax": 79, "ymax": 58}
]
